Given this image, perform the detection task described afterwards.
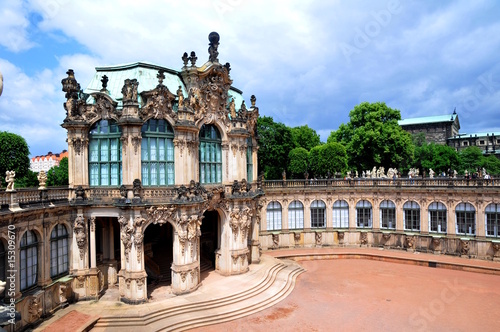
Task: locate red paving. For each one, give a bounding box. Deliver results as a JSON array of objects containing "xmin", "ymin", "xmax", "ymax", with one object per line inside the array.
[
  {"xmin": 191, "ymin": 258, "xmax": 500, "ymax": 332},
  {"xmin": 40, "ymin": 310, "xmax": 98, "ymax": 332}
]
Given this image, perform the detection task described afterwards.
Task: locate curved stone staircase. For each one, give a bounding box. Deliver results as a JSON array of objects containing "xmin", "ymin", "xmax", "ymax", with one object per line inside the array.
[{"xmin": 90, "ymin": 256, "xmax": 304, "ymax": 331}]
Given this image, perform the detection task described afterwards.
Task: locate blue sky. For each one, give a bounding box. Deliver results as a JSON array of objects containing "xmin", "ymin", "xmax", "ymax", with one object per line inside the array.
[{"xmin": 1, "ymin": 0, "xmax": 500, "ymax": 157}]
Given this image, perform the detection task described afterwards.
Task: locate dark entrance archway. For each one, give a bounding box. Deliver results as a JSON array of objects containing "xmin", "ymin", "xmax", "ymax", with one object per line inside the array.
[
  {"xmin": 200, "ymin": 210, "xmax": 220, "ymax": 271},
  {"xmin": 144, "ymin": 222, "xmax": 173, "ymax": 286}
]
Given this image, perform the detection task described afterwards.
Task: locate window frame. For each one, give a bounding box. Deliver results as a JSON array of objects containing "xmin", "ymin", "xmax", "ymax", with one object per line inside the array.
[
  {"xmin": 288, "ymin": 200, "xmax": 304, "ymax": 229},
  {"xmin": 199, "ymin": 124, "xmax": 222, "ymax": 184},
  {"xmin": 333, "ymin": 200, "xmax": 349, "ymax": 228},
  {"xmin": 429, "ymin": 202, "xmax": 447, "ymax": 233},
  {"xmin": 266, "ymin": 201, "xmax": 282, "ymax": 231},
  {"xmin": 20, "ymin": 230, "xmax": 38, "ymax": 291},
  {"xmin": 89, "ymin": 119, "xmax": 122, "ymax": 186},
  {"xmin": 404, "ymin": 201, "xmax": 421, "ymax": 232},
  {"xmin": 356, "ymin": 200, "xmax": 372, "ymax": 228},
  {"xmin": 141, "ymin": 119, "xmax": 175, "ymax": 186},
  {"xmin": 485, "ymin": 203, "xmax": 499, "ymax": 237},
  {"xmin": 50, "ymin": 224, "xmax": 69, "ymax": 278},
  {"xmin": 311, "ymin": 200, "xmax": 326, "ymax": 228},
  {"xmin": 380, "ymin": 200, "xmax": 396, "ymax": 230},
  {"xmin": 456, "ymin": 202, "xmax": 476, "ymax": 236}
]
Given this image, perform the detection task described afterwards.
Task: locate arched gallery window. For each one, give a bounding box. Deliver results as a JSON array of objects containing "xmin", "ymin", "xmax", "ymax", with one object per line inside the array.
[
  {"xmin": 199, "ymin": 124, "xmax": 222, "ymax": 184},
  {"xmin": 141, "ymin": 119, "xmax": 175, "ymax": 186},
  {"xmin": 50, "ymin": 224, "xmax": 69, "ymax": 278},
  {"xmin": 288, "ymin": 200, "xmax": 304, "ymax": 229},
  {"xmin": 429, "ymin": 202, "xmax": 447, "ymax": 233},
  {"xmin": 20, "ymin": 230, "xmax": 38, "ymax": 290},
  {"xmin": 246, "ymin": 137, "xmax": 253, "ymax": 182},
  {"xmin": 404, "ymin": 201, "xmax": 420, "ymax": 231},
  {"xmin": 456, "ymin": 203, "xmax": 476, "ymax": 235},
  {"xmin": 380, "ymin": 200, "xmax": 396, "ymax": 230},
  {"xmin": 89, "ymin": 119, "xmax": 122, "ymax": 186},
  {"xmin": 356, "ymin": 200, "xmax": 372, "ymax": 228},
  {"xmin": 311, "ymin": 200, "xmax": 326, "ymax": 228},
  {"xmin": 266, "ymin": 201, "xmax": 282, "ymax": 230},
  {"xmin": 333, "ymin": 200, "xmax": 349, "ymax": 228},
  {"xmin": 486, "ymin": 203, "xmax": 500, "ymax": 237}
]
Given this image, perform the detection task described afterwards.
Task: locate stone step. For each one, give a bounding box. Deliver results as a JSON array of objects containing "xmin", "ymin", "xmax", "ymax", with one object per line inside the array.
[{"xmin": 92, "ymin": 258, "xmax": 304, "ymax": 331}]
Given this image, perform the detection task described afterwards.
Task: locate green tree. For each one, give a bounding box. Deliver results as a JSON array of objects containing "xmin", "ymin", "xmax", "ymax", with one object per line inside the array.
[
  {"xmin": 291, "ymin": 125, "xmax": 321, "ymax": 151},
  {"xmin": 482, "ymin": 155, "xmax": 500, "ymax": 176},
  {"xmin": 308, "ymin": 143, "xmax": 348, "ymax": 178},
  {"xmin": 0, "ymin": 131, "xmax": 30, "ymax": 183},
  {"xmin": 413, "ymin": 143, "xmax": 459, "ymax": 174},
  {"xmin": 47, "ymin": 157, "xmax": 69, "ymax": 186},
  {"xmin": 331, "ymin": 102, "xmax": 414, "ymax": 171},
  {"xmin": 257, "ymin": 116, "xmax": 294, "ymax": 179},
  {"xmin": 288, "ymin": 147, "xmax": 309, "ymax": 179},
  {"xmin": 16, "ymin": 170, "xmax": 39, "ymax": 188},
  {"xmin": 458, "ymin": 146, "xmax": 483, "ymax": 174}
]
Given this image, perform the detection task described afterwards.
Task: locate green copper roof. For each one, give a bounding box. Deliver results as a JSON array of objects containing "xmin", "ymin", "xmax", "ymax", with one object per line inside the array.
[
  {"xmin": 398, "ymin": 114, "xmax": 457, "ymax": 126},
  {"xmin": 83, "ymin": 61, "xmax": 244, "ymax": 109}
]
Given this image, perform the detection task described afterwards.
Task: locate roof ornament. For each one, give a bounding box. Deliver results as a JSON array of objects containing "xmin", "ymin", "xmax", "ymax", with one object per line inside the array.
[
  {"xmin": 100, "ymin": 75, "xmax": 108, "ymax": 92},
  {"xmin": 182, "ymin": 52, "xmax": 189, "ymax": 67},
  {"xmin": 224, "ymin": 62, "xmax": 231, "ymax": 73},
  {"xmin": 157, "ymin": 69, "xmax": 165, "ymax": 86},
  {"xmin": 208, "ymin": 31, "xmax": 220, "ymax": 63},
  {"xmin": 189, "ymin": 51, "xmax": 197, "ymax": 67},
  {"xmin": 250, "ymin": 95, "xmax": 256, "ymax": 107}
]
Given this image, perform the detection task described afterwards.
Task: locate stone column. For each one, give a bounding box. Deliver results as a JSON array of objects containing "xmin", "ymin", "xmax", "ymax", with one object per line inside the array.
[{"xmin": 89, "ymin": 217, "xmax": 96, "ymax": 269}]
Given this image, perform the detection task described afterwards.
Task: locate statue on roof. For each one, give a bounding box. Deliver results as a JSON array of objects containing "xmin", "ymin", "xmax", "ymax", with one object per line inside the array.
[
  {"xmin": 208, "ymin": 32, "xmax": 220, "ymax": 63},
  {"xmin": 177, "ymin": 86, "xmax": 184, "ymax": 107},
  {"xmin": 229, "ymin": 98, "xmax": 236, "ymax": 118}
]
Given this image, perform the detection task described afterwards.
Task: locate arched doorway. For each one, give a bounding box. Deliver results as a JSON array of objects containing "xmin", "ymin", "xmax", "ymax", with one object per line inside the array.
[
  {"xmin": 200, "ymin": 210, "xmax": 220, "ymax": 271},
  {"xmin": 94, "ymin": 217, "xmax": 120, "ymax": 289},
  {"xmin": 144, "ymin": 222, "xmax": 174, "ymax": 286}
]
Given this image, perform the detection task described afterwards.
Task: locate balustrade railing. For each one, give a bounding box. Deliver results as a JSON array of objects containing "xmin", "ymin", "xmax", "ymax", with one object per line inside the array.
[{"xmin": 264, "ymin": 177, "xmax": 498, "ymax": 189}]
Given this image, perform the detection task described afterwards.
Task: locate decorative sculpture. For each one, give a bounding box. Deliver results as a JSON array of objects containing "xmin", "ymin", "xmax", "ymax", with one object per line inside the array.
[
  {"xmin": 37, "ymin": 170, "xmax": 47, "ymax": 190},
  {"xmin": 177, "ymin": 86, "xmax": 184, "ymax": 107},
  {"xmin": 429, "ymin": 168, "xmax": 435, "ymax": 178},
  {"xmin": 5, "ymin": 170, "xmax": 15, "ymax": 192},
  {"xmin": 208, "ymin": 31, "xmax": 220, "ymax": 62}
]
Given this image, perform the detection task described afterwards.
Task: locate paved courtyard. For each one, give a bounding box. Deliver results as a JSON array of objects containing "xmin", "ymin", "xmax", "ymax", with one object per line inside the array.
[{"xmin": 191, "ymin": 258, "xmax": 500, "ymax": 332}]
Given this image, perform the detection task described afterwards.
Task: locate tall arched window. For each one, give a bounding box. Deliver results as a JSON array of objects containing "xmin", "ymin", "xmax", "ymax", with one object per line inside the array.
[
  {"xmin": 356, "ymin": 200, "xmax": 372, "ymax": 228},
  {"xmin": 486, "ymin": 203, "xmax": 500, "ymax": 237},
  {"xmin": 20, "ymin": 230, "xmax": 38, "ymax": 290},
  {"xmin": 199, "ymin": 124, "xmax": 222, "ymax": 184},
  {"xmin": 89, "ymin": 119, "xmax": 122, "ymax": 186},
  {"xmin": 404, "ymin": 201, "xmax": 420, "ymax": 231},
  {"xmin": 50, "ymin": 224, "xmax": 69, "ymax": 278},
  {"xmin": 429, "ymin": 202, "xmax": 447, "ymax": 233},
  {"xmin": 333, "ymin": 200, "xmax": 349, "ymax": 228},
  {"xmin": 380, "ymin": 200, "xmax": 396, "ymax": 229},
  {"xmin": 311, "ymin": 200, "xmax": 326, "ymax": 228},
  {"xmin": 456, "ymin": 203, "xmax": 475, "ymax": 235},
  {"xmin": 288, "ymin": 200, "xmax": 304, "ymax": 229},
  {"xmin": 247, "ymin": 137, "xmax": 253, "ymax": 182},
  {"xmin": 141, "ymin": 119, "xmax": 175, "ymax": 186},
  {"xmin": 266, "ymin": 201, "xmax": 282, "ymax": 230}
]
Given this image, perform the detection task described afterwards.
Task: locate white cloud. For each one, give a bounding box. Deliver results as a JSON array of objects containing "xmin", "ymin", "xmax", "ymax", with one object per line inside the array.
[{"xmin": 0, "ymin": 1, "xmax": 36, "ymax": 52}]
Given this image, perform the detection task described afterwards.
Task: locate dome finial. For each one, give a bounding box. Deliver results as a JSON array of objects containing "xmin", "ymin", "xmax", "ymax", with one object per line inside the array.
[{"xmin": 208, "ymin": 32, "xmax": 220, "ymax": 63}]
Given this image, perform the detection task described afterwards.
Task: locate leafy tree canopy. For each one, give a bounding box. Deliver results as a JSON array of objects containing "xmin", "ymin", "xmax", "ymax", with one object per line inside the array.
[
  {"xmin": 288, "ymin": 147, "xmax": 309, "ymax": 179},
  {"xmin": 0, "ymin": 131, "xmax": 30, "ymax": 182},
  {"xmin": 291, "ymin": 125, "xmax": 321, "ymax": 151},
  {"xmin": 331, "ymin": 102, "xmax": 414, "ymax": 171},
  {"xmin": 458, "ymin": 146, "xmax": 483, "ymax": 174},
  {"xmin": 482, "ymin": 155, "xmax": 500, "ymax": 176},
  {"xmin": 47, "ymin": 157, "xmax": 69, "ymax": 186},
  {"xmin": 413, "ymin": 143, "xmax": 459, "ymax": 174},
  {"xmin": 308, "ymin": 143, "xmax": 347, "ymax": 178},
  {"xmin": 257, "ymin": 116, "xmax": 294, "ymax": 179}
]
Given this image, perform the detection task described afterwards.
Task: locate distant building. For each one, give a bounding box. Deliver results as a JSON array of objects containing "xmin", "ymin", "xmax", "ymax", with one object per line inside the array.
[
  {"xmin": 447, "ymin": 132, "xmax": 500, "ymax": 156},
  {"xmin": 398, "ymin": 112, "xmax": 460, "ymax": 145},
  {"xmin": 399, "ymin": 111, "xmax": 499, "ymax": 157},
  {"xmin": 30, "ymin": 150, "xmax": 68, "ymax": 172}
]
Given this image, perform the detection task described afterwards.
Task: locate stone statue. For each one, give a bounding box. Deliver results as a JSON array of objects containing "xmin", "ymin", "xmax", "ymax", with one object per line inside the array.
[
  {"xmin": 362, "ymin": 170, "xmax": 366, "ymax": 178},
  {"xmin": 429, "ymin": 168, "xmax": 434, "ymax": 178},
  {"xmin": 355, "ymin": 170, "xmax": 359, "ymax": 178},
  {"xmin": 5, "ymin": 170, "xmax": 15, "ymax": 192},
  {"xmin": 372, "ymin": 166, "xmax": 377, "ymax": 178},
  {"xmin": 346, "ymin": 171, "xmax": 351, "ymax": 179},
  {"xmin": 0, "ymin": 70, "xmax": 3, "ymax": 97},
  {"xmin": 282, "ymin": 170, "xmax": 286, "ymax": 181},
  {"xmin": 229, "ymin": 98, "xmax": 236, "ymax": 118},
  {"xmin": 453, "ymin": 169, "xmax": 457, "ymax": 178},
  {"xmin": 37, "ymin": 170, "xmax": 47, "ymax": 190},
  {"xmin": 177, "ymin": 86, "xmax": 184, "ymax": 107}
]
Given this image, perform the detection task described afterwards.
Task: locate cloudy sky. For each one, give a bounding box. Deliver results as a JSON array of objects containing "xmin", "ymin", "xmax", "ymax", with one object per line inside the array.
[{"xmin": 1, "ymin": 0, "xmax": 499, "ymax": 157}]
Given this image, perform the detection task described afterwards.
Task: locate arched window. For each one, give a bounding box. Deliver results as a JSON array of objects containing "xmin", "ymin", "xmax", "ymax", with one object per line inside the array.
[
  {"xmin": 288, "ymin": 200, "xmax": 304, "ymax": 229},
  {"xmin": 311, "ymin": 200, "xmax": 326, "ymax": 228},
  {"xmin": 356, "ymin": 200, "xmax": 372, "ymax": 228},
  {"xmin": 404, "ymin": 201, "xmax": 420, "ymax": 231},
  {"xmin": 247, "ymin": 137, "xmax": 253, "ymax": 182},
  {"xmin": 199, "ymin": 124, "xmax": 222, "ymax": 184},
  {"xmin": 89, "ymin": 119, "xmax": 122, "ymax": 186},
  {"xmin": 486, "ymin": 203, "xmax": 500, "ymax": 237},
  {"xmin": 20, "ymin": 230, "xmax": 38, "ymax": 290},
  {"xmin": 380, "ymin": 200, "xmax": 396, "ymax": 229},
  {"xmin": 429, "ymin": 202, "xmax": 447, "ymax": 233},
  {"xmin": 266, "ymin": 201, "xmax": 282, "ymax": 230},
  {"xmin": 141, "ymin": 119, "xmax": 175, "ymax": 186},
  {"xmin": 50, "ymin": 224, "xmax": 69, "ymax": 278},
  {"xmin": 333, "ymin": 200, "xmax": 349, "ymax": 228},
  {"xmin": 456, "ymin": 203, "xmax": 475, "ymax": 235}
]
